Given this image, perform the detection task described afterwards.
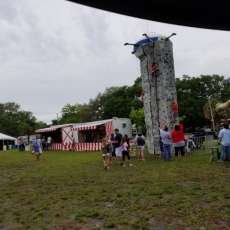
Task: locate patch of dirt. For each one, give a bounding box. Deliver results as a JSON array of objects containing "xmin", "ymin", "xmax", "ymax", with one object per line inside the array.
[
  {"xmin": 0, "ymin": 223, "xmax": 24, "ymax": 230},
  {"xmin": 104, "ymin": 202, "xmax": 114, "ymax": 208},
  {"xmin": 53, "ymin": 218, "xmax": 104, "ymax": 230},
  {"xmin": 52, "ymin": 220, "xmax": 82, "ymax": 230},
  {"xmin": 148, "ymin": 217, "xmax": 192, "ymax": 230},
  {"xmin": 211, "ymin": 220, "xmax": 230, "ymax": 230},
  {"xmin": 148, "ymin": 218, "xmax": 167, "ymax": 230}
]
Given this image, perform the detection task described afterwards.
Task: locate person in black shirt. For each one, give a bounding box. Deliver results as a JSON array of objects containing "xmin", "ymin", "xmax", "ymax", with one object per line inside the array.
[
  {"xmin": 113, "ymin": 128, "xmax": 123, "ymax": 158},
  {"xmin": 135, "ymin": 133, "xmax": 145, "ymax": 160},
  {"xmin": 110, "ymin": 132, "xmax": 116, "ymax": 158}
]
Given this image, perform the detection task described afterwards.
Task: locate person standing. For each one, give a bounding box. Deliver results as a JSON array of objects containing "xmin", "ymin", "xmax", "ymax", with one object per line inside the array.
[
  {"xmin": 101, "ymin": 137, "xmax": 113, "ymax": 170},
  {"xmin": 36, "ymin": 138, "xmax": 42, "ymax": 154},
  {"xmin": 32, "ymin": 140, "xmax": 42, "ymax": 161},
  {"xmin": 160, "ymin": 126, "xmax": 172, "ymax": 160},
  {"xmin": 47, "ymin": 136, "xmax": 52, "ymax": 151},
  {"xmin": 110, "ymin": 132, "xmax": 116, "ymax": 159},
  {"xmin": 218, "ymin": 124, "xmax": 230, "ymax": 161},
  {"xmin": 121, "ymin": 134, "xmax": 132, "ymax": 166},
  {"xmin": 171, "ymin": 125, "xmax": 185, "ymax": 158},
  {"xmin": 114, "ymin": 128, "xmax": 123, "ymax": 158},
  {"xmin": 42, "ymin": 137, "xmax": 46, "ymax": 151},
  {"xmin": 19, "ymin": 138, "xmax": 25, "ymax": 151},
  {"xmin": 135, "ymin": 133, "xmax": 145, "ymax": 160}
]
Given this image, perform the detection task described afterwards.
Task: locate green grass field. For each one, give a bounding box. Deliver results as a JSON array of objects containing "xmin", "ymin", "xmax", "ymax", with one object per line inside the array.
[{"xmin": 0, "ymin": 150, "xmax": 230, "ymax": 230}]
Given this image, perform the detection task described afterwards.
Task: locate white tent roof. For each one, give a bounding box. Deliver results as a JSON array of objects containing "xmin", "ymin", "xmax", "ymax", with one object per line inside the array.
[{"xmin": 0, "ymin": 133, "xmax": 16, "ymax": 141}]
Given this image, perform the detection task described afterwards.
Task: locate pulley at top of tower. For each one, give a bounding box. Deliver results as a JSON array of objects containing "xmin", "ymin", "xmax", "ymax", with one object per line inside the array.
[{"xmin": 124, "ymin": 33, "xmax": 176, "ymax": 54}]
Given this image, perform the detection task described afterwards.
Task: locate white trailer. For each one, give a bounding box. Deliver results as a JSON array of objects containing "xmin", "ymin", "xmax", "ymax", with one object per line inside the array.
[{"xmin": 111, "ymin": 117, "xmax": 132, "ymax": 138}]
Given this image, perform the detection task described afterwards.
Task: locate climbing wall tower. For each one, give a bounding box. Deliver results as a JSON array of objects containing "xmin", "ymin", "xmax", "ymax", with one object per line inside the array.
[{"xmin": 129, "ymin": 34, "xmax": 178, "ymax": 154}]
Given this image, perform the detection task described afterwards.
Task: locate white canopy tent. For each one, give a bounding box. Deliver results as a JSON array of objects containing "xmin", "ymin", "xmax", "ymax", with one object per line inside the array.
[
  {"xmin": 0, "ymin": 133, "xmax": 16, "ymax": 141},
  {"xmin": 0, "ymin": 133, "xmax": 16, "ymax": 151}
]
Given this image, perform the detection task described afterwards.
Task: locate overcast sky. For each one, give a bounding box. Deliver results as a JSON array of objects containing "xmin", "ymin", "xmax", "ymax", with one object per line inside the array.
[{"xmin": 1, "ymin": 0, "xmax": 230, "ymax": 124}]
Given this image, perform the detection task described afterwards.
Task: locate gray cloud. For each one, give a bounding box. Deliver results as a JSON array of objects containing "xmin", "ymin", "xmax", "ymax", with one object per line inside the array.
[{"xmin": 0, "ymin": 0, "xmax": 230, "ymax": 123}]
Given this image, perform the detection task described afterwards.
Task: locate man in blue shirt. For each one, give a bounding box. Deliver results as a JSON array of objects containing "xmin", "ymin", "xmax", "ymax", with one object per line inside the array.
[{"xmin": 218, "ymin": 124, "xmax": 230, "ymax": 161}]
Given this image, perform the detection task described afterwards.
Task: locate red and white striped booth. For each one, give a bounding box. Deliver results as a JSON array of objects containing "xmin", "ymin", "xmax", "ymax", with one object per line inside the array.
[
  {"xmin": 51, "ymin": 142, "xmax": 103, "ymax": 151},
  {"xmin": 52, "ymin": 143, "xmax": 63, "ymax": 150},
  {"xmin": 36, "ymin": 118, "xmax": 132, "ymax": 152},
  {"xmin": 64, "ymin": 119, "xmax": 113, "ymax": 151},
  {"xmin": 36, "ymin": 120, "xmax": 113, "ymax": 152}
]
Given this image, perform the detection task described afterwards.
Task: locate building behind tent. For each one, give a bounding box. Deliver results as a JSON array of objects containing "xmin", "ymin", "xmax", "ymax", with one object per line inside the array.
[{"xmin": 112, "ymin": 117, "xmax": 132, "ymax": 137}]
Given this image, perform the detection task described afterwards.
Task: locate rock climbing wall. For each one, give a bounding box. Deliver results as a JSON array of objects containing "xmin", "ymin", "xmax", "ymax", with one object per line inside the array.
[{"xmin": 135, "ymin": 38, "xmax": 178, "ymax": 154}]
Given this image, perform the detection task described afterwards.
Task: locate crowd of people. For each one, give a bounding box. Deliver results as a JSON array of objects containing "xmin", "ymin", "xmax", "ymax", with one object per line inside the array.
[
  {"xmin": 101, "ymin": 128, "xmax": 145, "ymax": 170},
  {"xmin": 160, "ymin": 122, "xmax": 186, "ymax": 161},
  {"xmin": 101, "ymin": 121, "xmax": 203, "ymax": 169},
  {"xmin": 101, "ymin": 122, "xmax": 195, "ymax": 170},
  {"xmin": 152, "ymin": 122, "xmax": 230, "ymax": 163},
  {"xmin": 28, "ymin": 122, "xmax": 230, "ymax": 165}
]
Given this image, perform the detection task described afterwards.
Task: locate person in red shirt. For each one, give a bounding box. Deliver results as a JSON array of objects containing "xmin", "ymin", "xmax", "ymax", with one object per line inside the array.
[{"xmin": 171, "ymin": 124, "xmax": 185, "ymax": 157}]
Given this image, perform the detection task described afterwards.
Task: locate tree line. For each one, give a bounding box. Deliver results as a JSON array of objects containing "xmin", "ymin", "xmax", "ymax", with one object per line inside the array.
[
  {"xmin": 0, "ymin": 102, "xmax": 46, "ymax": 137},
  {"xmin": 1, "ymin": 74, "xmax": 229, "ymax": 137},
  {"xmin": 56, "ymin": 74, "xmax": 230, "ymax": 132}
]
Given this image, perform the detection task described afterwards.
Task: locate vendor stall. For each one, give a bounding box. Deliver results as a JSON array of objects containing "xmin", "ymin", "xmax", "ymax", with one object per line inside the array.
[
  {"xmin": 35, "ymin": 124, "xmax": 72, "ymax": 150},
  {"xmin": 35, "ymin": 117, "xmax": 132, "ymax": 152}
]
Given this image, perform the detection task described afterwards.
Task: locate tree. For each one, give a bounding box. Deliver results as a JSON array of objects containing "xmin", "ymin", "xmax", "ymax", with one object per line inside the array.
[
  {"xmin": 176, "ymin": 75, "xmax": 229, "ymax": 130},
  {"xmin": 0, "ymin": 102, "xmax": 46, "ymax": 137},
  {"xmin": 59, "ymin": 103, "xmax": 92, "ymax": 124},
  {"xmin": 58, "ymin": 75, "xmax": 229, "ymax": 131},
  {"xmin": 59, "ymin": 77, "xmax": 143, "ymax": 124},
  {"xmin": 129, "ymin": 108, "xmax": 145, "ymax": 134},
  {"xmin": 99, "ymin": 78, "xmax": 143, "ymax": 119}
]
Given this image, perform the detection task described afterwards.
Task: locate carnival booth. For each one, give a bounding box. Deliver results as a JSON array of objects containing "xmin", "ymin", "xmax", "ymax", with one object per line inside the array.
[
  {"xmin": 35, "ymin": 124, "xmax": 72, "ymax": 150},
  {"xmin": 35, "ymin": 118, "xmax": 132, "ymax": 152}
]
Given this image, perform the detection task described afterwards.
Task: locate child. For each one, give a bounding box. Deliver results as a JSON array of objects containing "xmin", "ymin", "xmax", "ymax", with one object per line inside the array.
[
  {"xmin": 32, "ymin": 140, "xmax": 42, "ymax": 160},
  {"xmin": 101, "ymin": 137, "xmax": 112, "ymax": 170},
  {"xmin": 121, "ymin": 135, "xmax": 132, "ymax": 167}
]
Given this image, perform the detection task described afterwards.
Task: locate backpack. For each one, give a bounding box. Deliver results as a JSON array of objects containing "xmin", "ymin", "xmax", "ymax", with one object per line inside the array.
[{"xmin": 137, "ymin": 136, "xmax": 145, "ymax": 146}]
